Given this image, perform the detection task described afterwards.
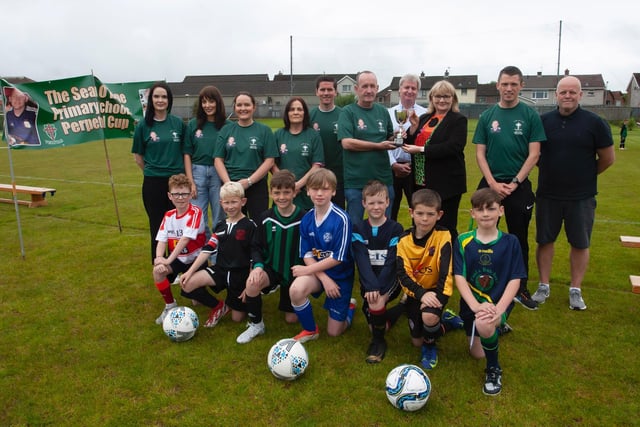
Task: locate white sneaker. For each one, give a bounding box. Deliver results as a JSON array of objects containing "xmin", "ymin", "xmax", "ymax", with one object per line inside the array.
[
  {"xmin": 569, "ymin": 289, "xmax": 587, "ymax": 311},
  {"xmin": 155, "ymin": 302, "xmax": 177, "ymax": 325},
  {"xmin": 531, "ymin": 284, "xmax": 550, "ymax": 304},
  {"xmin": 236, "ymin": 320, "xmax": 265, "ymax": 344}
]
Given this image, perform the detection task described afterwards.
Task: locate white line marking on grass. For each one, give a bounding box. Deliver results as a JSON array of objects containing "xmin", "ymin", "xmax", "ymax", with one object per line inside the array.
[{"xmin": 0, "ymin": 175, "xmax": 138, "ymax": 187}]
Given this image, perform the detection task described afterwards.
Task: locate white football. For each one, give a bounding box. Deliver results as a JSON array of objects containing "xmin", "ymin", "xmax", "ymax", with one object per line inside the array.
[
  {"xmin": 267, "ymin": 338, "xmax": 309, "ymax": 380},
  {"xmin": 385, "ymin": 364, "xmax": 431, "ymax": 411},
  {"xmin": 162, "ymin": 306, "xmax": 199, "ymax": 342}
]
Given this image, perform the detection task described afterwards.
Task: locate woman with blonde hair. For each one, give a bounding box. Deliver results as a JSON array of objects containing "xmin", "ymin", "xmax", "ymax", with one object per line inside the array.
[{"xmin": 403, "ymin": 80, "xmax": 467, "ymax": 238}]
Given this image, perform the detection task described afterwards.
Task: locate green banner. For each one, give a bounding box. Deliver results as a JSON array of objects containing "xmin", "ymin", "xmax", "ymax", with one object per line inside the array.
[{"xmin": 1, "ymin": 76, "xmax": 155, "ymax": 149}]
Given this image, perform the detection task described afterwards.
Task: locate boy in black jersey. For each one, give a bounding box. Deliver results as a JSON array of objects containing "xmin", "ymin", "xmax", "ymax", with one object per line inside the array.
[{"xmin": 180, "ymin": 181, "xmax": 256, "ymax": 329}]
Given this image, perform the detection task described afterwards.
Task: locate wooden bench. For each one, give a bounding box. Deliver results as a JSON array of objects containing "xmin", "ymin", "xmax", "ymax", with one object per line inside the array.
[
  {"xmin": 0, "ymin": 184, "xmax": 57, "ymax": 208},
  {"xmin": 620, "ymin": 236, "xmax": 640, "ymax": 293},
  {"xmin": 620, "ymin": 236, "xmax": 640, "ymax": 248}
]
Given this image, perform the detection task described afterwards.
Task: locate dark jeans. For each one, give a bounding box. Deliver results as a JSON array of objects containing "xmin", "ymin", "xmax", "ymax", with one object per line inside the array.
[{"xmin": 391, "ymin": 168, "xmax": 413, "ymax": 221}]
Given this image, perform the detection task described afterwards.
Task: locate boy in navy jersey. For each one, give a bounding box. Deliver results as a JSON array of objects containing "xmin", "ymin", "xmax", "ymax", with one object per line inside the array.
[
  {"xmin": 352, "ymin": 180, "xmax": 404, "ymax": 363},
  {"xmin": 454, "ymin": 188, "xmax": 525, "ymax": 396}
]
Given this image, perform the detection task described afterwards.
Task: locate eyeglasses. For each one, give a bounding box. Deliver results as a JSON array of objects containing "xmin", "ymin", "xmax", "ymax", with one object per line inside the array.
[
  {"xmin": 433, "ymin": 94, "xmax": 452, "ymax": 100},
  {"xmin": 170, "ymin": 192, "xmax": 190, "ymax": 199}
]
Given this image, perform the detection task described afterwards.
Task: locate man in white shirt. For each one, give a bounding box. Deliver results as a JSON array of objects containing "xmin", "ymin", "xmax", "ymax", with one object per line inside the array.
[{"xmin": 388, "ymin": 74, "xmax": 427, "ymax": 220}]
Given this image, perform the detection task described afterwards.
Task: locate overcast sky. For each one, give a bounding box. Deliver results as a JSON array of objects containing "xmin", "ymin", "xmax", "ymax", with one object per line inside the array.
[{"xmin": 2, "ymin": 0, "xmax": 636, "ymax": 92}]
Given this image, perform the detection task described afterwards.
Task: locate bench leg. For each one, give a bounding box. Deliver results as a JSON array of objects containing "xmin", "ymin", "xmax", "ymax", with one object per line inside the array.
[{"xmin": 29, "ymin": 194, "xmax": 48, "ymax": 208}]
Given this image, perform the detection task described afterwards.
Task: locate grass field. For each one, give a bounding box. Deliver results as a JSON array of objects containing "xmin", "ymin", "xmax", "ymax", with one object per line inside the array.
[{"xmin": 1, "ymin": 120, "xmax": 639, "ymax": 426}]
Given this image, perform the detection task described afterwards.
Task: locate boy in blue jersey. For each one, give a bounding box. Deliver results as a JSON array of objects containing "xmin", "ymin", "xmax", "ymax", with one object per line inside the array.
[
  {"xmin": 289, "ymin": 168, "xmax": 356, "ymax": 342},
  {"xmin": 352, "ymin": 180, "xmax": 404, "ymax": 363},
  {"xmin": 454, "ymin": 188, "xmax": 525, "ymax": 396}
]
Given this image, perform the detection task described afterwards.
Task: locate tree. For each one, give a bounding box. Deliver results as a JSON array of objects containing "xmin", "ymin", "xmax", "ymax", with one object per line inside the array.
[{"xmin": 335, "ymin": 93, "xmax": 355, "ymax": 107}]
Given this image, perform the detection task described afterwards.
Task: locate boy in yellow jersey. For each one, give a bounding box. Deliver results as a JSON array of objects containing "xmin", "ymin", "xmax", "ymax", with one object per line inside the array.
[{"xmin": 396, "ymin": 189, "xmax": 461, "ymax": 370}]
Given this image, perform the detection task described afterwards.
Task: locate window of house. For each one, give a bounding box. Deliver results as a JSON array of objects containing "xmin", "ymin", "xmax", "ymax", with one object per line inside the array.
[
  {"xmin": 342, "ymin": 84, "xmax": 352, "ymax": 92},
  {"xmin": 461, "ymin": 88, "xmax": 467, "ymax": 95},
  {"xmin": 531, "ymin": 90, "xmax": 549, "ymax": 100},
  {"xmin": 586, "ymin": 91, "xmax": 595, "ymax": 97},
  {"xmin": 421, "ymin": 90, "xmax": 427, "ymax": 97}
]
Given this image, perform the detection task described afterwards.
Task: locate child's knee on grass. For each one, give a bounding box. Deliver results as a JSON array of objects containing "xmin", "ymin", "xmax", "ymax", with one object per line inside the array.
[{"xmin": 326, "ymin": 317, "xmax": 347, "ymax": 337}]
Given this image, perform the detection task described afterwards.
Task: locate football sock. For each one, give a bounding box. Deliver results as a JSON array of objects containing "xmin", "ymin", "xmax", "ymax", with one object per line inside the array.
[
  {"xmin": 346, "ymin": 299, "xmax": 356, "ymax": 327},
  {"xmin": 180, "ymin": 286, "xmax": 219, "ymax": 308},
  {"xmin": 423, "ymin": 321, "xmax": 443, "ymax": 343},
  {"xmin": 155, "ymin": 278, "xmax": 174, "ymax": 304},
  {"xmin": 386, "ymin": 303, "xmax": 405, "ymax": 328},
  {"xmin": 369, "ymin": 307, "xmax": 387, "ymax": 341},
  {"xmin": 245, "ymin": 294, "xmax": 263, "ymax": 324},
  {"xmin": 481, "ymin": 330, "xmax": 500, "ymax": 369},
  {"xmin": 292, "ymin": 299, "xmax": 316, "ymax": 332}
]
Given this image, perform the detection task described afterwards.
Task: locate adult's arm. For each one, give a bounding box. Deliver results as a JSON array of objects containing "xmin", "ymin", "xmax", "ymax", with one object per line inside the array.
[{"xmin": 596, "ymin": 146, "xmax": 615, "ymax": 174}]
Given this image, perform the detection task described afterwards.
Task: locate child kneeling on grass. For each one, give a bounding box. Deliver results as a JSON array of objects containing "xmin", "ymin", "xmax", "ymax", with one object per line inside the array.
[
  {"xmin": 396, "ymin": 189, "xmax": 463, "ymax": 370},
  {"xmin": 453, "ymin": 188, "xmax": 524, "ymax": 396},
  {"xmin": 180, "ymin": 181, "xmax": 256, "ymax": 328},
  {"xmin": 152, "ymin": 174, "xmax": 207, "ymax": 325},
  {"xmin": 351, "ymin": 180, "xmax": 405, "ymax": 363},
  {"xmin": 289, "ymin": 168, "xmax": 356, "ymax": 342},
  {"xmin": 236, "ymin": 170, "xmax": 306, "ymax": 344}
]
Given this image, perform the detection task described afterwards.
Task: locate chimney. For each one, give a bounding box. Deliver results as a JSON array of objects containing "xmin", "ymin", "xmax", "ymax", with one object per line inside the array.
[
  {"xmin": 537, "ymin": 71, "xmax": 542, "ymax": 77},
  {"xmin": 564, "ymin": 69, "xmax": 570, "ymax": 76}
]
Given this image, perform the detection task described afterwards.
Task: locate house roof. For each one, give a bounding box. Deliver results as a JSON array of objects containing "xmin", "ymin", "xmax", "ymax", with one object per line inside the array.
[
  {"xmin": 522, "ymin": 73, "xmax": 606, "ymax": 89},
  {"xmin": 272, "ymin": 73, "xmax": 357, "ymax": 82},
  {"xmin": 170, "ymin": 73, "xmax": 357, "ymax": 97},
  {"xmin": 380, "ymin": 75, "xmax": 479, "ymax": 93},
  {"xmin": 476, "ymin": 83, "xmax": 499, "ymax": 97}
]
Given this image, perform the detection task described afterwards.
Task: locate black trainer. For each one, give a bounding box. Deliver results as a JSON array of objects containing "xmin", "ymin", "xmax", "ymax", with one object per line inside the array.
[
  {"xmin": 497, "ymin": 322, "xmax": 513, "ymax": 336},
  {"xmin": 483, "ymin": 366, "xmax": 503, "ymax": 396},
  {"xmin": 514, "ymin": 288, "xmax": 538, "ymax": 310},
  {"xmin": 365, "ymin": 339, "xmax": 387, "ymax": 364}
]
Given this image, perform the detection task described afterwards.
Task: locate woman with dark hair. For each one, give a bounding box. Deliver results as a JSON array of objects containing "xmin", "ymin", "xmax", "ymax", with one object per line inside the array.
[
  {"xmin": 273, "ymin": 97, "xmax": 324, "ymax": 210},
  {"xmin": 213, "ymin": 91, "xmax": 278, "ymax": 219},
  {"xmin": 132, "ymin": 81, "xmax": 186, "ymax": 262},
  {"xmin": 184, "ymin": 86, "xmax": 229, "ymax": 238},
  {"xmin": 402, "ymin": 80, "xmax": 467, "ymax": 238}
]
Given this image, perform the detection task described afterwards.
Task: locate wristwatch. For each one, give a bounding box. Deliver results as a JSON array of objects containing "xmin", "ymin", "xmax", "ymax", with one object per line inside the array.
[{"xmin": 511, "ymin": 177, "xmax": 521, "ymax": 185}]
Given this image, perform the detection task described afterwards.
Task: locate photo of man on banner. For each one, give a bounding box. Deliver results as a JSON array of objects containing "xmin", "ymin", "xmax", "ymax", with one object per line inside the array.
[{"xmin": 3, "ymin": 87, "xmax": 40, "ymax": 146}]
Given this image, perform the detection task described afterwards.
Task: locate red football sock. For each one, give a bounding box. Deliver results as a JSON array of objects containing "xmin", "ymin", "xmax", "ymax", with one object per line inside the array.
[{"xmin": 155, "ymin": 279, "xmax": 174, "ymax": 304}]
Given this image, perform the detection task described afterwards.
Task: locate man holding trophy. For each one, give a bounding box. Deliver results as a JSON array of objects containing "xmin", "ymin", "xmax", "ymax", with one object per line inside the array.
[{"xmin": 388, "ymin": 74, "xmax": 427, "ymax": 220}]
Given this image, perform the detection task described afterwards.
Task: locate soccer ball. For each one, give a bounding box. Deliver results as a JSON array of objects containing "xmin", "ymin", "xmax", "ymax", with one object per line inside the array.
[
  {"xmin": 385, "ymin": 364, "xmax": 431, "ymax": 411},
  {"xmin": 162, "ymin": 306, "xmax": 199, "ymax": 342},
  {"xmin": 267, "ymin": 338, "xmax": 309, "ymax": 380}
]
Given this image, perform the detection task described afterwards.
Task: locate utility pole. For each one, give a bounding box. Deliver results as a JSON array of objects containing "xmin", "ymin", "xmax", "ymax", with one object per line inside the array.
[{"xmin": 556, "ymin": 20, "xmax": 562, "ymax": 83}]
